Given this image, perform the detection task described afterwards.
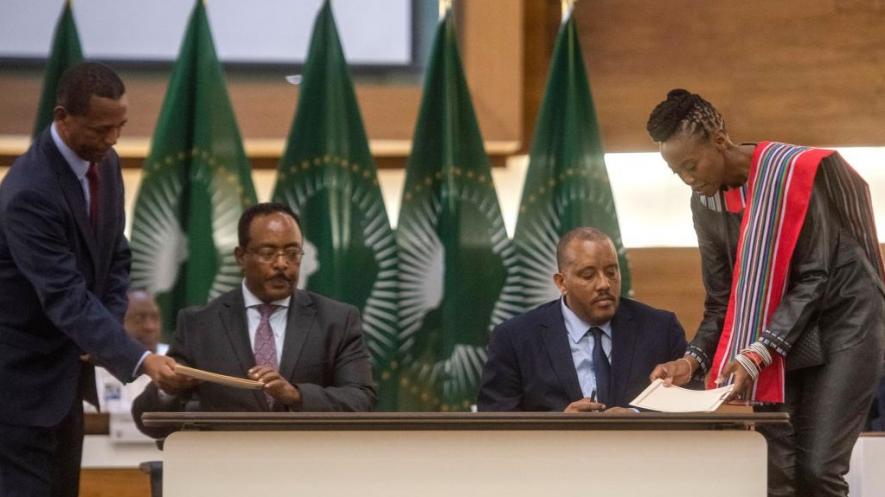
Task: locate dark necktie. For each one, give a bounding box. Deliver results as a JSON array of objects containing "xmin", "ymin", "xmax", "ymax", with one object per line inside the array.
[
  {"xmin": 86, "ymin": 162, "xmax": 99, "ymax": 230},
  {"xmin": 253, "ymin": 304, "xmax": 279, "ymax": 408},
  {"xmin": 589, "ymin": 327, "xmax": 611, "ymax": 405}
]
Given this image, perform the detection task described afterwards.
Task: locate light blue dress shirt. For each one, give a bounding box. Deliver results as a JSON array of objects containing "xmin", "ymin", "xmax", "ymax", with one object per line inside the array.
[
  {"xmin": 561, "ymin": 298, "xmax": 612, "ymax": 399},
  {"xmin": 50, "ymin": 123, "xmax": 93, "ymax": 215}
]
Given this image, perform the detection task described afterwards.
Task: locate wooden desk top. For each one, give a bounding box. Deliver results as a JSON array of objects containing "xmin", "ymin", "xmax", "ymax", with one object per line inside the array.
[{"xmin": 143, "ymin": 411, "xmax": 789, "ymax": 432}]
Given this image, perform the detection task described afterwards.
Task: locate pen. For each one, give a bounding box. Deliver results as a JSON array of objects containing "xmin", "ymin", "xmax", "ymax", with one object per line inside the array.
[{"xmin": 590, "ymin": 389, "xmax": 597, "ymax": 402}]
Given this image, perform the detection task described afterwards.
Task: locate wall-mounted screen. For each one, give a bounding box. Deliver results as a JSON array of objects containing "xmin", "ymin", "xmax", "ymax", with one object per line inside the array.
[{"xmin": 0, "ymin": 0, "xmax": 413, "ymax": 66}]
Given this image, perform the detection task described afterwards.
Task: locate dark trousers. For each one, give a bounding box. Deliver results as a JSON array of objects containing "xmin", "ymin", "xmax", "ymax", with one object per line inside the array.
[
  {"xmin": 756, "ymin": 328, "xmax": 883, "ymax": 497},
  {"xmin": 0, "ymin": 395, "xmax": 84, "ymax": 497}
]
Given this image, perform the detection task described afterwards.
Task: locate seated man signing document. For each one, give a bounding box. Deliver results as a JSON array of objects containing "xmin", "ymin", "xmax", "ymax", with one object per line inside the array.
[
  {"xmin": 477, "ymin": 227, "xmax": 688, "ymax": 413},
  {"xmin": 133, "ymin": 203, "xmax": 376, "ymax": 438}
]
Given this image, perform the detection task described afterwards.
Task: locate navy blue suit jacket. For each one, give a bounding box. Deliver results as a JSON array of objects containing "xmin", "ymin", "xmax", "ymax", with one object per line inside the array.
[
  {"xmin": 0, "ymin": 128, "xmax": 144, "ymax": 427},
  {"xmin": 477, "ymin": 298, "xmax": 687, "ymax": 411}
]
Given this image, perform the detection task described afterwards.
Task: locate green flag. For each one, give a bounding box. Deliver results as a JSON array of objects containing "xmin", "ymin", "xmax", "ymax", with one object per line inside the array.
[
  {"xmin": 129, "ymin": 1, "xmax": 257, "ymax": 338},
  {"xmin": 33, "ymin": 0, "xmax": 83, "ymax": 137},
  {"xmin": 396, "ymin": 11, "xmax": 520, "ymax": 412},
  {"xmin": 271, "ymin": 1, "xmax": 399, "ymax": 410},
  {"xmin": 512, "ymin": 12, "xmax": 632, "ymax": 310}
]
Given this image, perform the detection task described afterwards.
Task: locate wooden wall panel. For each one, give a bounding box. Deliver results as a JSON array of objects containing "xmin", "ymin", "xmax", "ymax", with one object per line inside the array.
[
  {"xmin": 0, "ymin": 69, "xmax": 423, "ymax": 141},
  {"xmin": 628, "ymin": 247, "xmax": 704, "ymax": 341},
  {"xmin": 462, "ymin": 0, "xmax": 524, "ymax": 145},
  {"xmin": 521, "ymin": 0, "xmax": 562, "ymax": 153},
  {"xmin": 574, "ymin": 0, "xmax": 885, "ymax": 151},
  {"xmin": 80, "ymin": 469, "xmax": 151, "ymax": 497}
]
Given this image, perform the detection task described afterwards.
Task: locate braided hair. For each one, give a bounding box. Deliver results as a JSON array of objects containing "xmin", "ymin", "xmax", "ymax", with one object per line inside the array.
[{"xmin": 646, "ymin": 89, "xmax": 725, "ymax": 143}]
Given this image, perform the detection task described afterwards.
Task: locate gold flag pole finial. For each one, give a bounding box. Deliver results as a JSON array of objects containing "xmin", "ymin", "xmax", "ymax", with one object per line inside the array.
[
  {"xmin": 439, "ymin": 0, "xmax": 453, "ymax": 19},
  {"xmin": 561, "ymin": 0, "xmax": 576, "ymax": 22}
]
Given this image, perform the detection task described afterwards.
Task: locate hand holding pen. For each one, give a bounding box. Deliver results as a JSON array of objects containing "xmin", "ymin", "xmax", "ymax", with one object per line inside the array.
[{"xmin": 563, "ymin": 388, "xmax": 607, "ymax": 413}]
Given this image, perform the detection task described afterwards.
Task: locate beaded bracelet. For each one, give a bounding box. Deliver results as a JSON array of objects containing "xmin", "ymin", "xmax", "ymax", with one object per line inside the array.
[
  {"xmin": 742, "ymin": 350, "xmax": 764, "ymax": 370},
  {"xmin": 747, "ymin": 342, "xmax": 773, "ymax": 367},
  {"xmin": 734, "ymin": 353, "xmax": 760, "ymax": 381}
]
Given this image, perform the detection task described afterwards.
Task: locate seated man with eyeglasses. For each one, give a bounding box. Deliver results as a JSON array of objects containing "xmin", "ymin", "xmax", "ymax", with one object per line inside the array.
[{"xmin": 133, "ymin": 203, "xmax": 377, "ymax": 438}]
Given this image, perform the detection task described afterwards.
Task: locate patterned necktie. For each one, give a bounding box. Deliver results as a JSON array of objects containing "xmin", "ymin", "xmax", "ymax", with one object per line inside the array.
[
  {"xmin": 253, "ymin": 304, "xmax": 278, "ymax": 408},
  {"xmin": 86, "ymin": 162, "xmax": 99, "ymax": 231},
  {"xmin": 589, "ymin": 327, "xmax": 611, "ymax": 406}
]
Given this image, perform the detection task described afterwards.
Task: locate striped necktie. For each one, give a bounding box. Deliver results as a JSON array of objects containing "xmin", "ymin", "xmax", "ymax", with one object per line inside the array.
[{"xmin": 253, "ymin": 304, "xmax": 279, "ymax": 408}]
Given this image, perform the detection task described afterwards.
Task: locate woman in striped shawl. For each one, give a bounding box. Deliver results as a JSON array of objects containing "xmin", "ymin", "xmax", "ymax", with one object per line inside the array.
[{"xmin": 645, "ymin": 89, "xmax": 885, "ymax": 497}]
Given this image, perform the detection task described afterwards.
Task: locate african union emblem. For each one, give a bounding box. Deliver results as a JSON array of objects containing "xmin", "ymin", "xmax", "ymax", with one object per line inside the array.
[
  {"xmin": 397, "ymin": 167, "xmax": 522, "ymax": 411},
  {"xmin": 512, "ymin": 165, "xmax": 631, "ymax": 310},
  {"xmin": 274, "ymin": 155, "xmax": 399, "ymax": 389},
  {"xmin": 129, "ymin": 146, "xmax": 256, "ymax": 332}
]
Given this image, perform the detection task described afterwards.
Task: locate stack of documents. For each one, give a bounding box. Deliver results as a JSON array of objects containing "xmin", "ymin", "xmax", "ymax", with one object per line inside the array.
[{"xmin": 630, "ymin": 379, "xmax": 734, "ymax": 413}]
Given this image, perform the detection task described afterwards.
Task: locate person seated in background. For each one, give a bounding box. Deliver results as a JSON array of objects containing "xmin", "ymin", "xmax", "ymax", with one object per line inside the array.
[
  {"xmin": 85, "ymin": 290, "xmax": 167, "ymax": 415},
  {"xmin": 133, "ymin": 203, "xmax": 377, "ymax": 438},
  {"xmin": 121, "ymin": 290, "xmax": 167, "ymax": 356},
  {"xmin": 477, "ymin": 227, "xmax": 689, "ymax": 413}
]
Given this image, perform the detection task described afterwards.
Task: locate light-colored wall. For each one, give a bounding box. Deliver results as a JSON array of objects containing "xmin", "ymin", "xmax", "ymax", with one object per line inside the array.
[{"xmin": 5, "ymin": 146, "xmax": 884, "ymax": 249}]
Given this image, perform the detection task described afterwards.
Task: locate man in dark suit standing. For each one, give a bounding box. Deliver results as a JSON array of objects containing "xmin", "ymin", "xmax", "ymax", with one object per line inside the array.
[
  {"xmin": 0, "ymin": 63, "xmax": 179, "ymax": 497},
  {"xmin": 477, "ymin": 227, "xmax": 688, "ymax": 412},
  {"xmin": 133, "ymin": 203, "xmax": 376, "ymax": 438}
]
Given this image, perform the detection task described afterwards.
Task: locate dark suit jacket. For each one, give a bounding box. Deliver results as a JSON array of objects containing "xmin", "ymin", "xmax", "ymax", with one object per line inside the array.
[
  {"xmin": 0, "ymin": 128, "xmax": 144, "ymax": 428},
  {"xmin": 477, "ymin": 298, "xmax": 687, "ymax": 411},
  {"xmin": 133, "ymin": 288, "xmax": 377, "ymax": 437}
]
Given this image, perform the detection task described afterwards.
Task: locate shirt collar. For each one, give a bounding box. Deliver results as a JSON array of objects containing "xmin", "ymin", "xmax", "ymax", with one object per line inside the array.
[
  {"xmin": 560, "ymin": 297, "xmax": 612, "ymax": 344},
  {"xmin": 50, "ymin": 122, "xmax": 90, "ymax": 180},
  {"xmin": 241, "ymin": 280, "xmax": 291, "ymax": 310}
]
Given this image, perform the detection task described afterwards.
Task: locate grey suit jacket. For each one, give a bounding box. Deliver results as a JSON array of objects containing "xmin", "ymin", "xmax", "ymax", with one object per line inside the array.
[{"xmin": 133, "ymin": 288, "xmax": 376, "ymax": 437}]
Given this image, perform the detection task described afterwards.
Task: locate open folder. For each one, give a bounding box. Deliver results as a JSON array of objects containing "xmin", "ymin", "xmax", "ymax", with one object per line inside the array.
[
  {"xmin": 629, "ymin": 379, "xmax": 734, "ymax": 413},
  {"xmin": 174, "ymin": 364, "xmax": 264, "ymax": 390}
]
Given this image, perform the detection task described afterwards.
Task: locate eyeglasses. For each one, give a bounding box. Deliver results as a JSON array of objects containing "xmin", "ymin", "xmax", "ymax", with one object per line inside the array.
[{"xmin": 247, "ymin": 247, "xmax": 303, "ymax": 263}]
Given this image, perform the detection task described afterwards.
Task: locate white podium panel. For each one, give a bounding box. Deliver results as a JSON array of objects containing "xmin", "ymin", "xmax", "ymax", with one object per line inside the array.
[
  {"xmin": 847, "ymin": 434, "xmax": 885, "ymax": 497},
  {"xmin": 163, "ymin": 429, "xmax": 766, "ymax": 497}
]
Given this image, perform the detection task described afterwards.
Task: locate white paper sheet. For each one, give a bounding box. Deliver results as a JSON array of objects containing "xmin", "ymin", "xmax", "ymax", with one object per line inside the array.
[{"xmin": 629, "ymin": 379, "xmax": 734, "ymax": 413}]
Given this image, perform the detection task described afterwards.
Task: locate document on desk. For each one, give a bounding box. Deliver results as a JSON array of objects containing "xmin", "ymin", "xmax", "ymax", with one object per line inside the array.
[
  {"xmin": 174, "ymin": 364, "xmax": 264, "ymax": 390},
  {"xmin": 630, "ymin": 379, "xmax": 734, "ymax": 413}
]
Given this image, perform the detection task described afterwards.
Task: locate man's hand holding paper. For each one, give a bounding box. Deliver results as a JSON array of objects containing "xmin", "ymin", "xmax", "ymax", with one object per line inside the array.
[
  {"xmin": 141, "ymin": 354, "xmax": 198, "ymax": 395},
  {"xmin": 249, "ymin": 365, "xmax": 302, "ymax": 407},
  {"xmin": 148, "ymin": 358, "xmax": 199, "ymax": 395}
]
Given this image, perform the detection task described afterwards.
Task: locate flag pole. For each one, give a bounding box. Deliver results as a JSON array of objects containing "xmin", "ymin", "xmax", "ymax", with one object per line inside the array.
[
  {"xmin": 439, "ymin": 0, "xmax": 452, "ymax": 20},
  {"xmin": 561, "ymin": 0, "xmax": 576, "ymax": 22}
]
